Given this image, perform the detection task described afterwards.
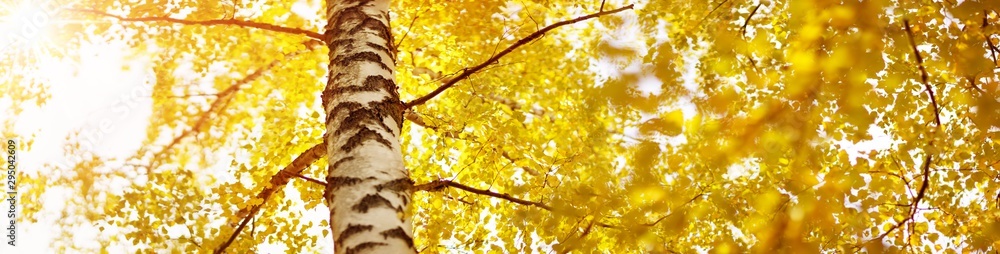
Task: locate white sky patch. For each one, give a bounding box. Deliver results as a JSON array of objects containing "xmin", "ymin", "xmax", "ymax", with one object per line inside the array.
[
  {"xmin": 0, "ymin": 19, "xmax": 237, "ymax": 252},
  {"xmin": 0, "ymin": 0, "xmax": 80, "ymax": 52},
  {"xmin": 290, "ymin": 0, "xmax": 321, "ymax": 26},
  {"xmin": 728, "ymin": 223, "xmax": 753, "ymax": 245},
  {"xmin": 588, "ymin": 57, "xmax": 621, "ymax": 86},
  {"xmin": 724, "ymin": 157, "xmax": 760, "ymax": 181},
  {"xmin": 652, "ymin": 17, "xmax": 672, "ymax": 46},
  {"xmin": 832, "ymin": 124, "xmax": 897, "ymax": 166},
  {"xmin": 12, "ymin": 40, "xmax": 154, "ymax": 173},
  {"xmin": 235, "ymin": 0, "xmax": 268, "ymax": 18},
  {"xmin": 601, "ymin": 11, "xmax": 645, "ymax": 54},
  {"xmin": 165, "ymin": 224, "xmax": 191, "ymax": 240},
  {"xmin": 622, "ymin": 126, "xmax": 641, "ymax": 145},
  {"xmin": 589, "ymin": 9, "xmax": 646, "ymax": 88},
  {"xmin": 634, "ymin": 72, "xmax": 663, "ymax": 96}
]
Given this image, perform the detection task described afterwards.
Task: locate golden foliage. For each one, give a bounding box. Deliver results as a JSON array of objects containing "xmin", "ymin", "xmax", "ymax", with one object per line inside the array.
[{"xmin": 1, "ymin": 0, "xmax": 999, "ymax": 252}]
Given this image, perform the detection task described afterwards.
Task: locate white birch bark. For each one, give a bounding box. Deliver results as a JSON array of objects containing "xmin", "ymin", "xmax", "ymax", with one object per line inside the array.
[{"xmin": 322, "ymin": 0, "xmax": 414, "ymax": 253}]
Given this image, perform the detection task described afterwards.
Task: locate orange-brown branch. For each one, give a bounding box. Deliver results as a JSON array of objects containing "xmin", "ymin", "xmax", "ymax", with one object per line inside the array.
[
  {"xmin": 404, "ymin": 4, "xmax": 635, "ymax": 108},
  {"xmin": 69, "ymin": 8, "xmax": 323, "ymax": 40},
  {"xmin": 215, "ymin": 143, "xmax": 326, "ymax": 254},
  {"xmin": 903, "ymin": 19, "xmax": 941, "ymax": 127}
]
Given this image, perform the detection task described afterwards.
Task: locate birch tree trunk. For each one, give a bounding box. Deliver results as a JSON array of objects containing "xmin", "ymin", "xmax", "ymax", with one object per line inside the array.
[{"xmin": 321, "ymin": 0, "xmax": 414, "ymax": 253}]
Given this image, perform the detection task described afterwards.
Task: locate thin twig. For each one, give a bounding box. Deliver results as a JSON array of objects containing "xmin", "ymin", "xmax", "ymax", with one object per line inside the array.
[
  {"xmin": 404, "ymin": 4, "xmax": 635, "ymax": 108},
  {"xmin": 394, "ymin": 4, "xmax": 427, "ymax": 50},
  {"xmin": 413, "ymin": 179, "xmax": 551, "ymax": 209},
  {"xmin": 903, "ymin": 19, "xmax": 941, "ymax": 127},
  {"xmin": 292, "ymin": 172, "xmax": 327, "ymax": 186},
  {"xmin": 741, "ymin": 3, "xmax": 762, "ymax": 37},
  {"xmin": 69, "ymin": 8, "xmax": 323, "ymax": 40},
  {"xmin": 855, "ymin": 151, "xmax": 933, "ymax": 250},
  {"xmin": 414, "ymin": 179, "xmax": 621, "ymax": 229},
  {"xmin": 413, "ymin": 179, "xmax": 704, "ymax": 230},
  {"xmin": 404, "ymin": 110, "xmax": 434, "ymax": 130},
  {"xmin": 641, "ymin": 193, "xmax": 705, "ymax": 226},
  {"xmin": 695, "ymin": 0, "xmax": 730, "ymax": 28},
  {"xmin": 168, "ymin": 92, "xmax": 222, "ymax": 98}
]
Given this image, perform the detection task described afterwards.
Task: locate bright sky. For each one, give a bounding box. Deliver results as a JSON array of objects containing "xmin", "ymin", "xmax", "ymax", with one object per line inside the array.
[
  {"xmin": 0, "ymin": 0, "xmax": 335, "ymax": 252},
  {"xmin": 0, "ymin": 22, "xmax": 156, "ymax": 254}
]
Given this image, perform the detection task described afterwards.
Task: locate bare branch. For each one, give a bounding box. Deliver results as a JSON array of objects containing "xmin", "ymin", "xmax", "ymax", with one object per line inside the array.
[
  {"xmin": 69, "ymin": 8, "xmax": 323, "ymax": 41},
  {"xmin": 404, "ymin": 4, "xmax": 635, "ymax": 108},
  {"xmin": 214, "ymin": 143, "xmax": 326, "ymax": 254}
]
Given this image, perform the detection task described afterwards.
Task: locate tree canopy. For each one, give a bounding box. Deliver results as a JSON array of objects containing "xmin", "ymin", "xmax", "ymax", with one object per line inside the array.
[{"xmin": 1, "ymin": 0, "xmax": 999, "ymax": 253}]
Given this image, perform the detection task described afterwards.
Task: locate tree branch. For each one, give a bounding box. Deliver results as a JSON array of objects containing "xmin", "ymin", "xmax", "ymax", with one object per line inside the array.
[
  {"xmin": 641, "ymin": 193, "xmax": 705, "ymax": 226},
  {"xmin": 291, "ymin": 171, "xmax": 327, "ymax": 186},
  {"xmin": 858, "ymin": 156, "xmax": 932, "ymax": 248},
  {"xmin": 403, "ymin": 110, "xmax": 467, "ymax": 140},
  {"xmin": 150, "ymin": 57, "xmax": 275, "ymax": 169},
  {"xmin": 695, "ymin": 0, "xmax": 731, "ymax": 28},
  {"xmin": 740, "ymin": 3, "xmax": 762, "ymax": 37},
  {"xmin": 903, "ymin": 19, "xmax": 941, "ymax": 127},
  {"xmin": 69, "ymin": 8, "xmax": 323, "ymax": 41},
  {"xmin": 966, "ymin": 76, "xmax": 985, "ymax": 93},
  {"xmin": 168, "ymin": 92, "xmax": 222, "ymax": 98},
  {"xmin": 214, "ymin": 142, "xmax": 327, "ymax": 254},
  {"xmin": 404, "ymin": 110, "xmax": 433, "ymax": 129},
  {"xmin": 403, "ymin": 4, "xmax": 635, "ymax": 108},
  {"xmin": 413, "ymin": 179, "xmax": 703, "ymax": 230},
  {"xmin": 853, "ymin": 24, "xmax": 943, "ymax": 246},
  {"xmin": 415, "ymin": 179, "xmax": 616, "ymax": 229},
  {"xmin": 986, "ymin": 34, "xmax": 999, "ymax": 66},
  {"xmin": 413, "ymin": 179, "xmax": 552, "ymax": 210},
  {"xmin": 394, "ymin": 4, "xmax": 429, "ymax": 50}
]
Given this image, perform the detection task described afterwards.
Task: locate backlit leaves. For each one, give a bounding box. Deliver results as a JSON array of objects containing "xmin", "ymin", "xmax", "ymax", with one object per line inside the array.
[{"xmin": 1, "ymin": 0, "xmax": 999, "ymax": 253}]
